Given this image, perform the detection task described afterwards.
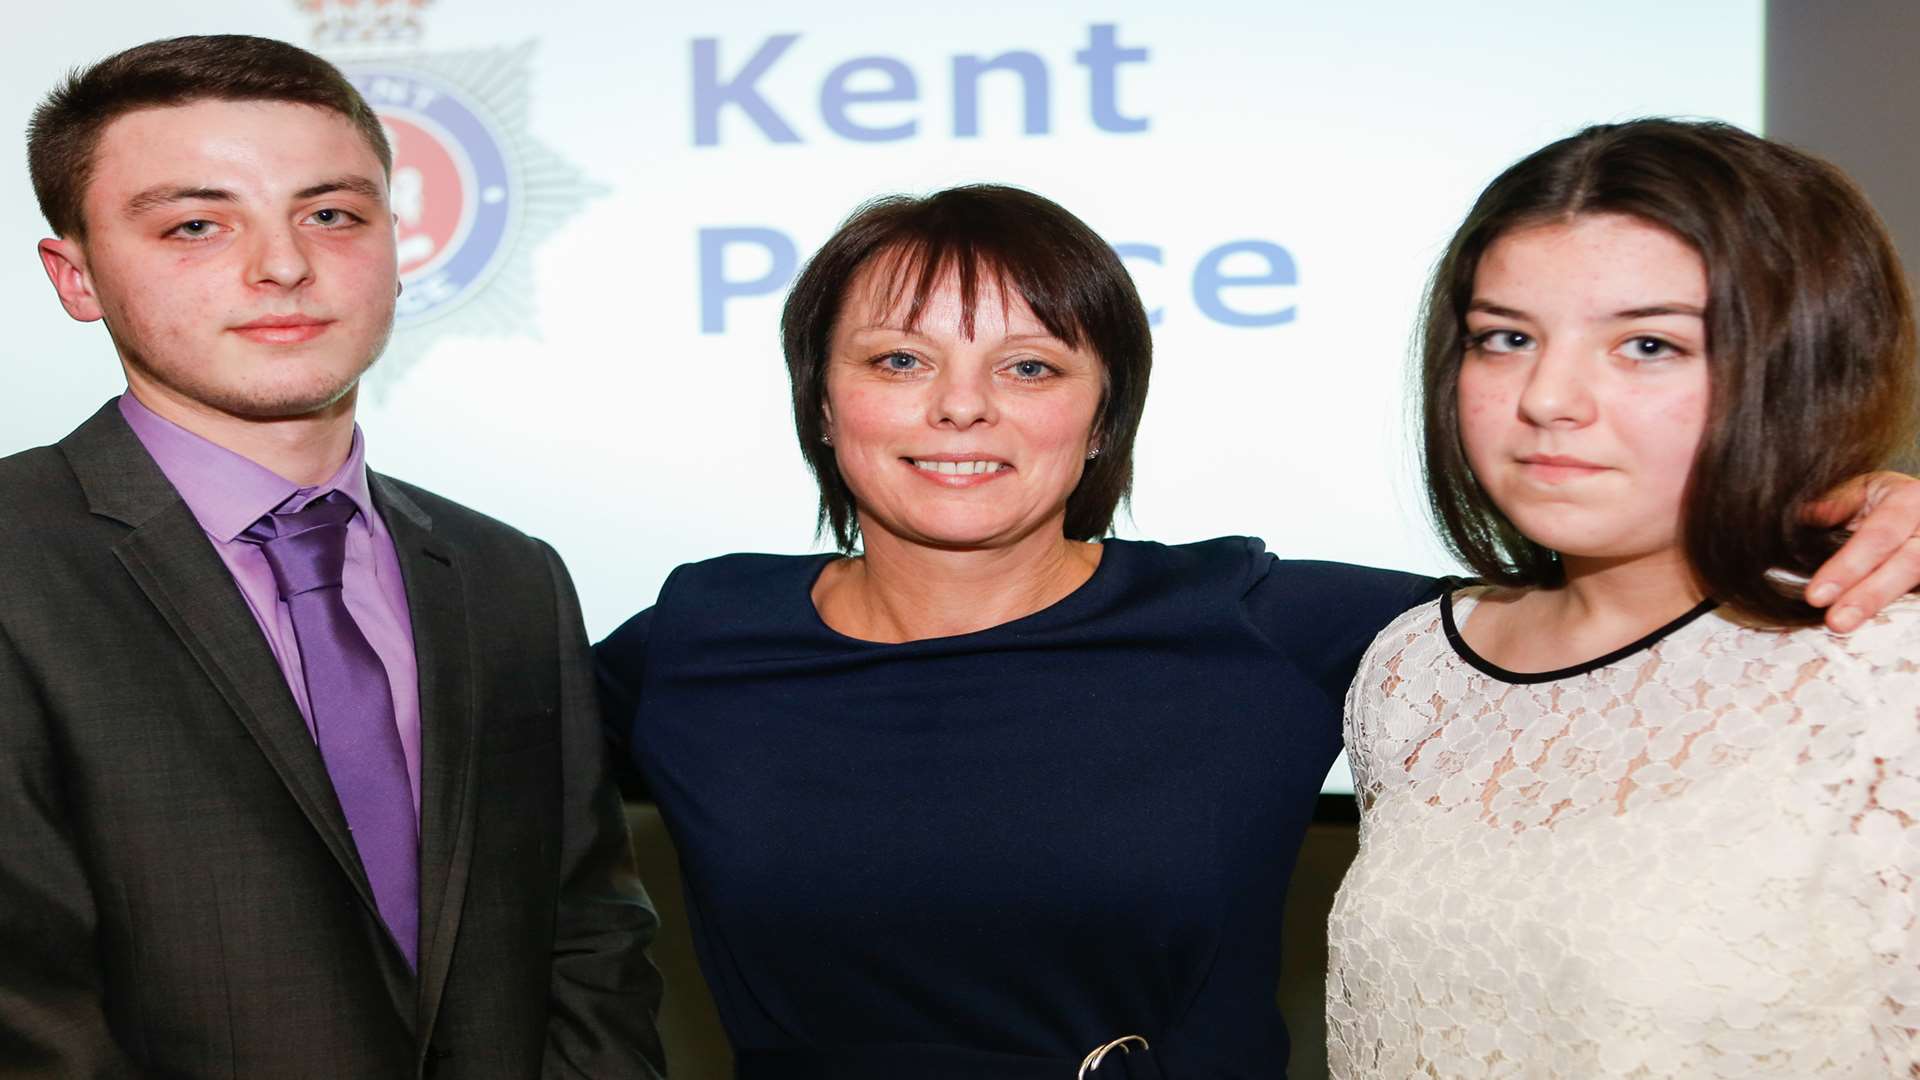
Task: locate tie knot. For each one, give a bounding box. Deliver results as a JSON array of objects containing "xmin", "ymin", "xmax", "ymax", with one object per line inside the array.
[{"xmin": 244, "ymin": 492, "xmax": 358, "ymax": 598}]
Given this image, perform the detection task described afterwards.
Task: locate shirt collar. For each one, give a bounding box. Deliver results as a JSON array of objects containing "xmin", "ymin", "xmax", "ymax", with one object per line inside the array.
[{"xmin": 118, "ymin": 392, "xmax": 376, "ymax": 543}]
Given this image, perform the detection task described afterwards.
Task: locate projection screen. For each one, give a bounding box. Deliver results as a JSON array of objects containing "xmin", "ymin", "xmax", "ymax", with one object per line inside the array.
[{"xmin": 0, "ymin": 0, "xmax": 1764, "ymax": 794}]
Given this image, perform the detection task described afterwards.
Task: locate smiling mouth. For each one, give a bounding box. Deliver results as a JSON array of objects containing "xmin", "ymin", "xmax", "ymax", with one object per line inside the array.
[{"xmin": 907, "ymin": 458, "xmax": 1009, "ymax": 477}]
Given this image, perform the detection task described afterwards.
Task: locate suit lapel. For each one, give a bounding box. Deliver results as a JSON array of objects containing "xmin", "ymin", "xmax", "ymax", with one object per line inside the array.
[
  {"xmin": 61, "ymin": 403, "xmax": 387, "ymax": 934},
  {"xmin": 371, "ymin": 475, "xmax": 479, "ymax": 1035}
]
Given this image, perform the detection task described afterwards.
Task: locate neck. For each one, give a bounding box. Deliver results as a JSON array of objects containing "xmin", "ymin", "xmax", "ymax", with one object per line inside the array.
[
  {"xmin": 1460, "ymin": 545, "xmax": 1708, "ymax": 674},
  {"xmin": 124, "ymin": 378, "xmax": 358, "ymax": 487},
  {"xmin": 1552, "ymin": 546, "xmax": 1706, "ymax": 628},
  {"xmin": 823, "ymin": 521, "xmax": 1100, "ymax": 643}
]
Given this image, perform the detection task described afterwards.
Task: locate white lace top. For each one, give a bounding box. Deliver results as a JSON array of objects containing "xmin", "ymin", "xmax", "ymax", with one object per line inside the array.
[{"xmin": 1327, "ymin": 589, "xmax": 1920, "ymax": 1078}]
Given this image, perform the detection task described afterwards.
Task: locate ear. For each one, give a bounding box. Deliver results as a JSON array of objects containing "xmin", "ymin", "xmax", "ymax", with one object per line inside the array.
[{"xmin": 39, "ymin": 237, "xmax": 105, "ymax": 323}]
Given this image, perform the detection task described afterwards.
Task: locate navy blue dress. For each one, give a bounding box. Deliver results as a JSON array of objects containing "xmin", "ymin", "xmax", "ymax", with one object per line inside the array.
[{"xmin": 595, "ymin": 538, "xmax": 1435, "ymax": 1079}]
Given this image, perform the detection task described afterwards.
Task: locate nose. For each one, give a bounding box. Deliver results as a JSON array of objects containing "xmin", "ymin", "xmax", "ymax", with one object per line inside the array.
[
  {"xmin": 1515, "ymin": 343, "xmax": 1596, "ymax": 429},
  {"xmin": 246, "ymin": 222, "xmax": 315, "ymax": 290},
  {"xmin": 928, "ymin": 362, "xmax": 996, "ymax": 430}
]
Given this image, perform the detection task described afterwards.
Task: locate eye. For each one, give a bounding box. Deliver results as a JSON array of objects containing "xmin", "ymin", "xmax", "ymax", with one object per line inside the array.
[
  {"xmin": 307, "ymin": 207, "xmax": 362, "ymax": 228},
  {"xmin": 169, "ymin": 219, "xmax": 219, "ymax": 240},
  {"xmin": 873, "ymin": 352, "xmax": 923, "ymax": 374},
  {"xmin": 1621, "ymin": 335, "xmax": 1684, "ymax": 361},
  {"xmin": 1468, "ymin": 329, "xmax": 1533, "ymax": 355},
  {"xmin": 1007, "ymin": 359, "xmax": 1054, "ymax": 380}
]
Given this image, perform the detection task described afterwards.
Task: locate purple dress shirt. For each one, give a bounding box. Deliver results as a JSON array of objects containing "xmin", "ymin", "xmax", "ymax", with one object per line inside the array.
[{"xmin": 119, "ymin": 393, "xmax": 423, "ymax": 812}]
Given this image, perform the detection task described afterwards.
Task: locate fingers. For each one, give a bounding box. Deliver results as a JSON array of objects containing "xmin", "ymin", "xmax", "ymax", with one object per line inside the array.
[
  {"xmin": 1800, "ymin": 472, "xmax": 1876, "ymax": 529},
  {"xmin": 1804, "ymin": 473, "xmax": 1920, "ymax": 631},
  {"xmin": 1817, "ymin": 535, "xmax": 1920, "ymax": 632}
]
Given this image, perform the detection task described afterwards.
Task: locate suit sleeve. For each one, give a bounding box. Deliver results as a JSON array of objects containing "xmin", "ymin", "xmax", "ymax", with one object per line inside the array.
[
  {"xmin": 0, "ymin": 621, "xmax": 143, "ymax": 1078},
  {"xmin": 535, "ymin": 543, "xmax": 667, "ymax": 1079}
]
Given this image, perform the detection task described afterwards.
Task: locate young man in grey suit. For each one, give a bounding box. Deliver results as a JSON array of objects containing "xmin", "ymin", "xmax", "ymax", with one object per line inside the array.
[{"xmin": 0, "ymin": 35, "xmax": 665, "ymax": 1078}]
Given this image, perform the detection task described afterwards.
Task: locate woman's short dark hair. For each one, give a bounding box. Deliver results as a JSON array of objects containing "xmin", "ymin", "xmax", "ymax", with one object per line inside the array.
[
  {"xmin": 781, "ymin": 184, "xmax": 1154, "ymax": 552},
  {"xmin": 28, "ymin": 35, "xmax": 392, "ymax": 240},
  {"xmin": 1421, "ymin": 118, "xmax": 1918, "ymax": 624}
]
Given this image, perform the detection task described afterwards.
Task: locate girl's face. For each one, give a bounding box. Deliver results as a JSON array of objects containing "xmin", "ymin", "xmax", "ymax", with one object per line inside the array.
[{"xmin": 1457, "ymin": 213, "xmax": 1712, "ymax": 564}]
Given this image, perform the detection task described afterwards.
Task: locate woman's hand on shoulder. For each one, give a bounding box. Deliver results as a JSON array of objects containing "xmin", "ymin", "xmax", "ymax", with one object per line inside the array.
[{"xmin": 1802, "ymin": 471, "xmax": 1920, "ymax": 633}]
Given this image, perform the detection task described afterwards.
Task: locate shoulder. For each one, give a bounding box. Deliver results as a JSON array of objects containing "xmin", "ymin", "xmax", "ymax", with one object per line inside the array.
[
  {"xmin": 1362, "ymin": 593, "xmax": 1451, "ymax": 668},
  {"xmin": 1793, "ymin": 595, "xmax": 1920, "ymax": 706},
  {"xmin": 1102, "ymin": 535, "xmax": 1270, "ymax": 596},
  {"xmin": 664, "ymin": 550, "xmax": 834, "ymax": 594},
  {"xmin": 648, "ymin": 550, "xmax": 833, "ymax": 616},
  {"xmin": 370, "ymin": 474, "xmax": 583, "ymax": 626},
  {"xmin": 1256, "ymin": 554, "xmax": 1441, "ymax": 616},
  {"xmin": 0, "ymin": 444, "xmax": 83, "ymax": 531},
  {"xmin": 372, "ymin": 473, "xmax": 554, "ymax": 564},
  {"xmin": 1205, "ymin": 535, "xmax": 1440, "ymax": 641},
  {"xmin": 1105, "ymin": 535, "xmax": 1432, "ymax": 599},
  {"xmin": 1344, "ymin": 594, "xmax": 1452, "ymax": 713},
  {"xmin": 596, "ymin": 551, "xmax": 828, "ymax": 679},
  {"xmin": 1822, "ymin": 594, "xmax": 1920, "ymax": 664},
  {"xmin": 0, "ymin": 447, "xmax": 91, "ymax": 621},
  {"xmin": 630, "ymin": 550, "xmax": 830, "ymax": 633}
]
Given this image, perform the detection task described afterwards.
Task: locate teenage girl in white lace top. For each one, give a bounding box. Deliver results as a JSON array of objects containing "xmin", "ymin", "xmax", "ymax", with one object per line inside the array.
[{"xmin": 1328, "ymin": 119, "xmax": 1920, "ymax": 1078}]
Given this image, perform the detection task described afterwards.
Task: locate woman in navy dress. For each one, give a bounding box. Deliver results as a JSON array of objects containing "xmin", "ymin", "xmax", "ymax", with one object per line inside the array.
[{"xmin": 595, "ymin": 185, "xmax": 1920, "ymax": 1078}]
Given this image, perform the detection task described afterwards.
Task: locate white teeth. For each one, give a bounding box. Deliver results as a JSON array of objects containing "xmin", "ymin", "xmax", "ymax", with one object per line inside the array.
[{"xmin": 911, "ymin": 459, "xmax": 1004, "ymax": 476}]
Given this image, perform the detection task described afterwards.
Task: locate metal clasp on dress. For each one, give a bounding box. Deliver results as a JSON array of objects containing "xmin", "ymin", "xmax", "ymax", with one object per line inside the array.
[{"xmin": 1078, "ymin": 1035, "xmax": 1149, "ymax": 1078}]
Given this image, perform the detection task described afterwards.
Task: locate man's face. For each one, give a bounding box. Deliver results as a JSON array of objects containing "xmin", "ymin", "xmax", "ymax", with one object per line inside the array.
[{"xmin": 40, "ymin": 99, "xmax": 398, "ymax": 421}]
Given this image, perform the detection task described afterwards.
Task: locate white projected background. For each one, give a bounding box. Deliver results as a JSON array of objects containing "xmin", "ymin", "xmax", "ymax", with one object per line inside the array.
[{"xmin": 0, "ymin": 1, "xmax": 1762, "ymax": 795}]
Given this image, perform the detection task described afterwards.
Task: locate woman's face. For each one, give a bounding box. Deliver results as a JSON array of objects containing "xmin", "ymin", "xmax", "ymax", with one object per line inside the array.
[
  {"xmin": 1457, "ymin": 213, "xmax": 1712, "ymax": 564},
  {"xmin": 823, "ymin": 259, "xmax": 1104, "ymax": 551}
]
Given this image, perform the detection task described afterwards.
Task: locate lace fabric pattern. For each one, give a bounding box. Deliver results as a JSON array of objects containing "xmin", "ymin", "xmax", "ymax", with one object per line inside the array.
[{"xmin": 1327, "ymin": 591, "xmax": 1920, "ymax": 1078}]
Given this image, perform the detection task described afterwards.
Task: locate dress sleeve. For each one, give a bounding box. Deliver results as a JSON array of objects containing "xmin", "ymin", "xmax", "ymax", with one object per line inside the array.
[
  {"xmin": 593, "ymin": 606, "xmax": 655, "ymax": 801},
  {"xmin": 1241, "ymin": 547, "xmax": 1441, "ymax": 707},
  {"xmin": 1341, "ymin": 623, "xmax": 1395, "ymax": 813}
]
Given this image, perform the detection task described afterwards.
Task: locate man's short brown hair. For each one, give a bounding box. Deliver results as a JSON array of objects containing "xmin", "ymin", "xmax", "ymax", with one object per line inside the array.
[{"xmin": 27, "ymin": 34, "xmax": 392, "ymax": 240}]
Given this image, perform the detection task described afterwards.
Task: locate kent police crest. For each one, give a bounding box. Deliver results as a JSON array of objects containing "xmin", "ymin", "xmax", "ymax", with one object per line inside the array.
[{"xmin": 304, "ymin": 0, "xmax": 604, "ymax": 387}]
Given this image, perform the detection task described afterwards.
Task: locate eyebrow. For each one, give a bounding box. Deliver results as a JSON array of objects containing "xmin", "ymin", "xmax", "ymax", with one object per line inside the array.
[
  {"xmin": 294, "ymin": 175, "xmax": 385, "ymax": 202},
  {"xmin": 123, "ymin": 185, "xmax": 234, "ymax": 218},
  {"xmin": 842, "ymin": 325, "xmax": 1065, "ymax": 348},
  {"xmin": 1467, "ymin": 300, "xmax": 1705, "ymax": 320},
  {"xmin": 120, "ymin": 175, "xmax": 385, "ymax": 218}
]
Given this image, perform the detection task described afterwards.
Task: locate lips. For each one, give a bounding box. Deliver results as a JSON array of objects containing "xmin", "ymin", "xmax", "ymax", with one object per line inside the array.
[
  {"xmin": 1519, "ymin": 453, "xmax": 1605, "ymax": 469},
  {"xmin": 229, "ymin": 314, "xmax": 333, "ymax": 344},
  {"xmin": 1516, "ymin": 453, "xmax": 1609, "ymax": 483},
  {"xmin": 903, "ymin": 455, "xmax": 1013, "ymax": 486},
  {"xmin": 910, "ymin": 459, "xmax": 1006, "ymax": 476}
]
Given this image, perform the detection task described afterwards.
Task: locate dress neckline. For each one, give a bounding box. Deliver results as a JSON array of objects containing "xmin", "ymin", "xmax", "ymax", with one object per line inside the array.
[
  {"xmin": 1440, "ymin": 585, "xmax": 1720, "ymax": 685},
  {"xmin": 800, "ymin": 539, "xmax": 1124, "ymax": 648}
]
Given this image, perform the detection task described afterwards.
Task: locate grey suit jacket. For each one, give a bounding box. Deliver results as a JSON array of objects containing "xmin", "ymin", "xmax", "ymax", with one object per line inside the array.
[{"xmin": 0, "ymin": 402, "xmax": 666, "ymax": 1079}]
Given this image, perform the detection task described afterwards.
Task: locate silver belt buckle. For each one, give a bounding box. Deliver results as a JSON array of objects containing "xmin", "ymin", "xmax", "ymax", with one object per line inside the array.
[{"xmin": 1077, "ymin": 1035, "xmax": 1150, "ymax": 1078}]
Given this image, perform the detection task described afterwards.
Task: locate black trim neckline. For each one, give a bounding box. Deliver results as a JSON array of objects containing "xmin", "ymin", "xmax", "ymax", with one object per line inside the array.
[{"xmin": 1440, "ymin": 584, "xmax": 1720, "ymax": 685}]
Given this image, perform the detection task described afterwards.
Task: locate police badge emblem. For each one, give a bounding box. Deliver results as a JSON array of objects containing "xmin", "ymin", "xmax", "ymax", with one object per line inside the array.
[{"xmin": 300, "ymin": 0, "xmax": 605, "ymax": 389}]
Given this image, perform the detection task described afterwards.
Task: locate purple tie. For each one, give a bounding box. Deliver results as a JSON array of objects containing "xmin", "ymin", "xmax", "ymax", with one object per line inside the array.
[{"xmin": 245, "ymin": 492, "xmax": 418, "ymax": 969}]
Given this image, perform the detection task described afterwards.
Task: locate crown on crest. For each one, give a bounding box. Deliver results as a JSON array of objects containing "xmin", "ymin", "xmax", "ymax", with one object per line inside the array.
[{"xmin": 298, "ymin": 0, "xmax": 433, "ymax": 49}]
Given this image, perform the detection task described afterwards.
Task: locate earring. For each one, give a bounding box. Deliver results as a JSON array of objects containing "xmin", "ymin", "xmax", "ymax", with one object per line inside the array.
[
  {"xmin": 821, "ymin": 432, "xmax": 833, "ymax": 446},
  {"xmin": 1086, "ymin": 448, "xmax": 1101, "ymax": 460}
]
